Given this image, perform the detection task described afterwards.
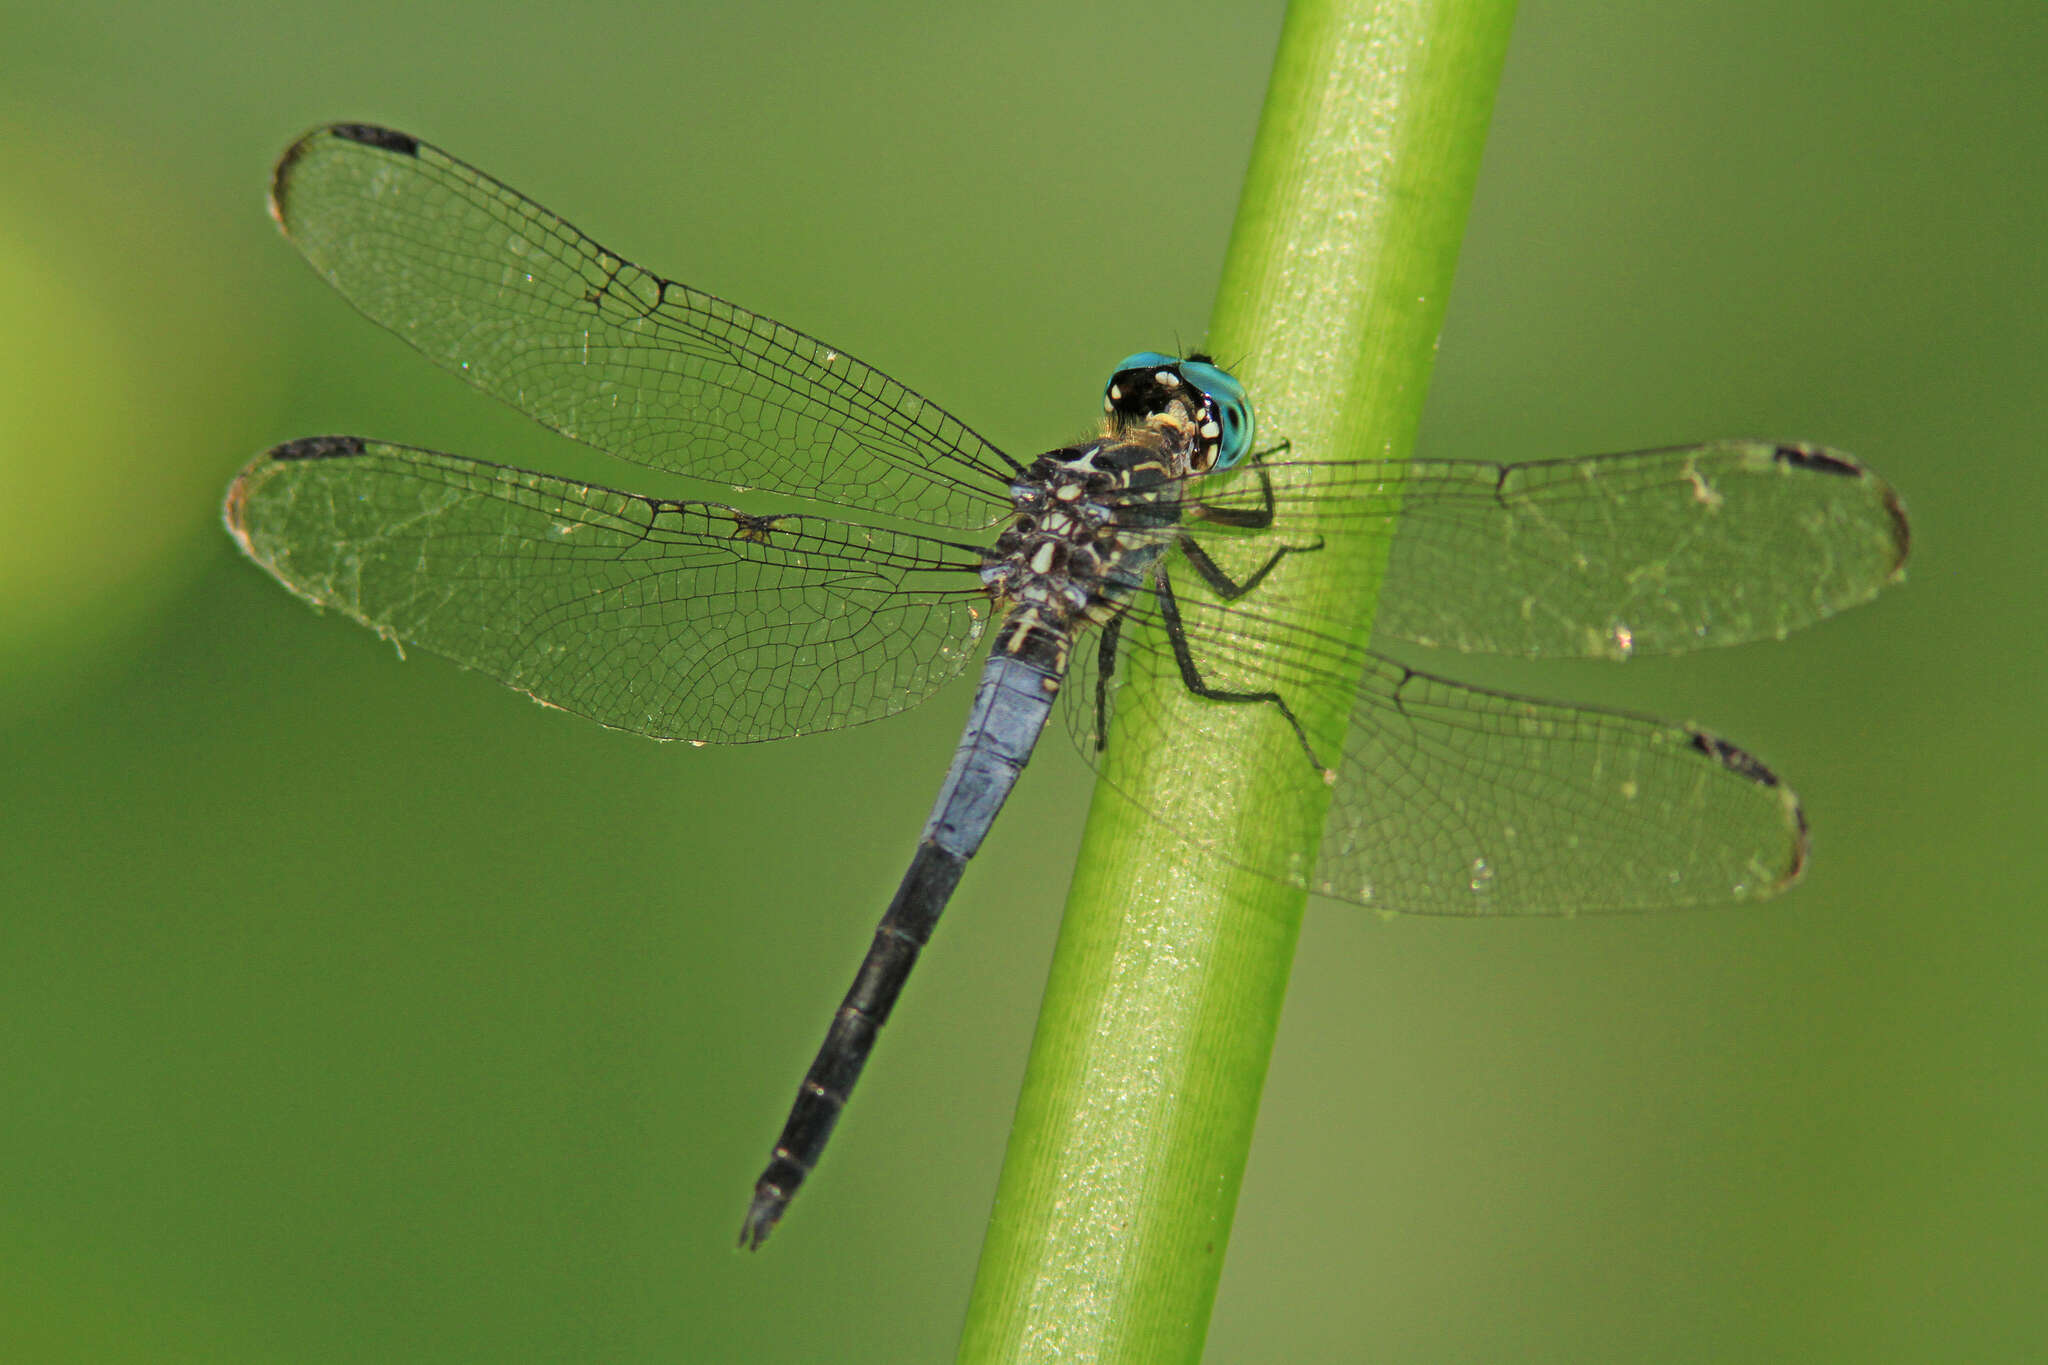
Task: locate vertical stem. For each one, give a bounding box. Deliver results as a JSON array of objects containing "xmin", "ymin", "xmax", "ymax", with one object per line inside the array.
[{"xmin": 958, "ymin": 1, "xmax": 1516, "ymax": 1360}]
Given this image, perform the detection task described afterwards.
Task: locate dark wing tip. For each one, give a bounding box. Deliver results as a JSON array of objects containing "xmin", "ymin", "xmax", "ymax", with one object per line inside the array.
[
  {"xmin": 327, "ymin": 123, "xmax": 420, "ymax": 155},
  {"xmin": 1784, "ymin": 798, "xmax": 1812, "ymax": 888},
  {"xmin": 1687, "ymin": 728, "xmax": 1780, "ymax": 787},
  {"xmin": 1771, "ymin": 441, "xmax": 1864, "ymax": 479},
  {"xmin": 1880, "ymin": 483, "xmax": 1913, "ymax": 577},
  {"xmin": 224, "ymin": 435, "xmax": 368, "ymax": 548},
  {"xmin": 1773, "ymin": 442, "xmax": 1913, "ymax": 578},
  {"xmin": 268, "ymin": 138, "xmax": 309, "ymax": 230},
  {"xmin": 1687, "ymin": 727, "xmax": 1810, "ymax": 894},
  {"xmin": 270, "ymin": 434, "xmax": 369, "ymax": 462},
  {"xmin": 270, "ymin": 123, "xmax": 421, "ymax": 230},
  {"xmin": 223, "ymin": 436, "xmax": 370, "ymax": 546}
]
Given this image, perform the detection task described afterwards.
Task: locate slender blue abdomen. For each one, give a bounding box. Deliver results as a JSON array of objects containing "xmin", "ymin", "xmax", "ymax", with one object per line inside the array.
[{"xmin": 739, "ymin": 650, "xmax": 1060, "ymax": 1247}]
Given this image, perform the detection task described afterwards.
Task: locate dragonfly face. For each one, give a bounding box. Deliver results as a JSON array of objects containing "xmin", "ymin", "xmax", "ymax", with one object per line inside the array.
[
  {"xmin": 1105, "ymin": 352, "xmax": 1255, "ymax": 473},
  {"xmin": 227, "ymin": 124, "xmax": 1909, "ymax": 1246}
]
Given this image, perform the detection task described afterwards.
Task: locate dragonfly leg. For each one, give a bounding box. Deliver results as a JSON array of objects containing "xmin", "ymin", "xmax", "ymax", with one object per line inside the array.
[
  {"xmin": 1150, "ymin": 562, "xmax": 1332, "ymax": 778},
  {"xmin": 1187, "ymin": 438, "xmax": 1291, "ymax": 529},
  {"xmin": 1176, "ymin": 527, "xmax": 1324, "ymax": 601},
  {"xmin": 1091, "ymin": 611, "xmax": 1125, "ymax": 752},
  {"xmin": 1191, "ymin": 465, "xmax": 1275, "ymax": 528}
]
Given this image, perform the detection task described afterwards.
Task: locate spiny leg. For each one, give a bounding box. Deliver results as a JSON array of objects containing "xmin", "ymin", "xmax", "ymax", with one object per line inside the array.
[
  {"xmin": 1150, "ymin": 561, "xmax": 1333, "ymax": 780},
  {"xmin": 1092, "ymin": 610, "xmax": 1125, "ymax": 753},
  {"xmin": 1181, "ymin": 442, "xmax": 1323, "ymax": 598},
  {"xmin": 1175, "ymin": 530, "xmax": 1323, "ymax": 601},
  {"xmin": 1186, "ymin": 438, "xmax": 1292, "ymax": 530}
]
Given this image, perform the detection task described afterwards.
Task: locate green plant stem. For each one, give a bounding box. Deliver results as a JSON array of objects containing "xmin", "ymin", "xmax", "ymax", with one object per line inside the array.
[{"xmin": 956, "ymin": 1, "xmax": 1517, "ymax": 1360}]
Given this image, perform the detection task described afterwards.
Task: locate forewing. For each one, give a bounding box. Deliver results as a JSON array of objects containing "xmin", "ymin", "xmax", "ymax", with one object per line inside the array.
[
  {"xmin": 1187, "ymin": 441, "xmax": 1908, "ymax": 657},
  {"xmin": 268, "ymin": 124, "xmax": 1018, "ymax": 529},
  {"xmin": 225, "ymin": 437, "xmax": 988, "ymax": 743}
]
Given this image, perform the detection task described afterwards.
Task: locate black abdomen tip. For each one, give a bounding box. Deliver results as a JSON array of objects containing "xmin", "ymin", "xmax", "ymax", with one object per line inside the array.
[{"xmin": 738, "ymin": 1186, "xmax": 790, "ymax": 1251}]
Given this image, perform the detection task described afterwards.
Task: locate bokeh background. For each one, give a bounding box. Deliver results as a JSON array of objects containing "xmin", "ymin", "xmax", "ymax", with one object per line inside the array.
[{"xmin": 2, "ymin": 2, "xmax": 2040, "ymax": 1360}]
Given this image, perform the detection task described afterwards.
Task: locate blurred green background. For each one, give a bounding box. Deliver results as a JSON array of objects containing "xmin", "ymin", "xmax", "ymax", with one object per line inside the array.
[{"xmin": 1, "ymin": 1, "xmax": 2040, "ymax": 1360}]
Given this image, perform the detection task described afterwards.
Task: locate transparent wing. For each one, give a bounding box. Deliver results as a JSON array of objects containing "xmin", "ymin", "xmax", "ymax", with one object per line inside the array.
[
  {"xmin": 268, "ymin": 124, "xmax": 1019, "ymax": 530},
  {"xmin": 1311, "ymin": 659, "xmax": 1803, "ymax": 912},
  {"xmin": 1067, "ymin": 589, "xmax": 1805, "ymax": 915},
  {"xmin": 225, "ymin": 436, "xmax": 989, "ymax": 744},
  {"xmin": 1185, "ymin": 440, "xmax": 1909, "ymax": 657}
]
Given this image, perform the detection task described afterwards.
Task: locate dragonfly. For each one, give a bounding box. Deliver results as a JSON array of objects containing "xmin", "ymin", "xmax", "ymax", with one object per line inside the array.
[{"xmin": 225, "ymin": 123, "xmax": 1910, "ymax": 1250}]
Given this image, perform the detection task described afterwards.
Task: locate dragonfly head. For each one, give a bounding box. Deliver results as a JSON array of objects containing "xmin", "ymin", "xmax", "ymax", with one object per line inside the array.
[{"xmin": 1104, "ymin": 353, "xmax": 1254, "ymax": 474}]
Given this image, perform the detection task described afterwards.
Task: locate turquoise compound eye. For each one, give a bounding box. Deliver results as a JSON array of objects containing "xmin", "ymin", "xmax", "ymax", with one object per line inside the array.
[
  {"xmin": 1176, "ymin": 358, "xmax": 1253, "ymax": 470},
  {"xmin": 1103, "ymin": 353, "xmax": 1256, "ymax": 470},
  {"xmin": 1112, "ymin": 350, "xmax": 1178, "ymax": 375}
]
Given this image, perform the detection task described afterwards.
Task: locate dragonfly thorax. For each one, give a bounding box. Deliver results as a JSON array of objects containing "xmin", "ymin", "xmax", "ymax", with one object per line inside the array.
[{"xmin": 979, "ymin": 428, "xmax": 1195, "ymax": 677}]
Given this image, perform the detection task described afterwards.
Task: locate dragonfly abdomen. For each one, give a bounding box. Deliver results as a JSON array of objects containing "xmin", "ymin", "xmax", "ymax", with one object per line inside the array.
[{"xmin": 741, "ymin": 643, "xmax": 1065, "ymax": 1248}]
